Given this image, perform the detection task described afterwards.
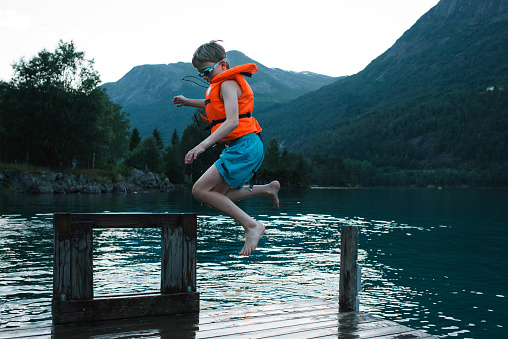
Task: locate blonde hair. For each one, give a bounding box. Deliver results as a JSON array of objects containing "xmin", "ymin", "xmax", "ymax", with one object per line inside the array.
[{"xmin": 192, "ymin": 40, "xmax": 228, "ymax": 68}]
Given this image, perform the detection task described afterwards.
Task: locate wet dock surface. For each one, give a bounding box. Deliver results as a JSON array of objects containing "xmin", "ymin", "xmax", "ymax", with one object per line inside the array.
[{"xmin": 0, "ymin": 299, "xmax": 437, "ymax": 338}]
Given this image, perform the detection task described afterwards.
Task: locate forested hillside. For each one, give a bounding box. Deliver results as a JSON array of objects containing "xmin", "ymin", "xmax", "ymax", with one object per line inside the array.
[
  {"xmin": 102, "ymin": 51, "xmax": 338, "ymax": 143},
  {"xmin": 3, "ymin": 0, "xmax": 506, "ymax": 188},
  {"xmin": 256, "ymin": 0, "xmax": 508, "ymax": 186}
]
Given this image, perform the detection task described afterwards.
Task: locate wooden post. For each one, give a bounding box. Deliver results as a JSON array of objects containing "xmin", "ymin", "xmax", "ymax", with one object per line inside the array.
[
  {"xmin": 339, "ymin": 225, "xmax": 359, "ymax": 312},
  {"xmin": 53, "ymin": 213, "xmax": 199, "ymax": 325},
  {"xmin": 53, "ymin": 213, "xmax": 72, "ymax": 303},
  {"xmin": 182, "ymin": 213, "xmax": 197, "ymax": 292},
  {"xmin": 161, "ymin": 223, "xmax": 184, "ymax": 293},
  {"xmin": 161, "ymin": 214, "xmax": 197, "ymax": 293},
  {"xmin": 69, "ymin": 221, "xmax": 93, "ymax": 300}
]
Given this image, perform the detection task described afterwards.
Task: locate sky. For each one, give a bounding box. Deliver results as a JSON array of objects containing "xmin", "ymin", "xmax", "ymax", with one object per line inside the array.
[{"xmin": 0, "ymin": 0, "xmax": 440, "ymax": 84}]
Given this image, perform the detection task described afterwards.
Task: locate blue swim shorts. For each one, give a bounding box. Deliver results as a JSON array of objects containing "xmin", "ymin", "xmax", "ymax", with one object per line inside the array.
[{"xmin": 215, "ymin": 133, "xmax": 264, "ymax": 189}]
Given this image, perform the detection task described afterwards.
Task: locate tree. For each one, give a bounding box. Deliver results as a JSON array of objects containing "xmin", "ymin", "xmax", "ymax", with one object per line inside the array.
[
  {"xmin": 164, "ymin": 129, "xmax": 184, "ymax": 183},
  {"xmin": 259, "ymin": 138, "xmax": 281, "ymax": 181},
  {"xmin": 164, "ymin": 144, "xmax": 184, "ymax": 184},
  {"xmin": 130, "ymin": 127, "xmax": 141, "ymax": 151},
  {"xmin": 0, "ymin": 40, "xmax": 129, "ymax": 168},
  {"xmin": 126, "ymin": 136, "xmax": 162, "ymax": 172},
  {"xmin": 171, "ymin": 129, "xmax": 179, "ymax": 146},
  {"xmin": 264, "ymin": 138, "xmax": 281, "ymax": 169},
  {"xmin": 86, "ymin": 89, "xmax": 130, "ymax": 168},
  {"xmin": 153, "ymin": 127, "xmax": 164, "ymax": 150}
]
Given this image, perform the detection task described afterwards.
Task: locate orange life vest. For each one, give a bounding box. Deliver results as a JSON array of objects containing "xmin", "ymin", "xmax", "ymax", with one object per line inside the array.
[{"xmin": 201, "ymin": 63, "xmax": 262, "ymax": 142}]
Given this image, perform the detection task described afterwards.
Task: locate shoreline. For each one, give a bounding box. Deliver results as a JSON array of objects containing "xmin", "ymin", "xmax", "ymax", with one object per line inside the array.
[{"xmin": 0, "ymin": 168, "xmax": 177, "ymax": 194}]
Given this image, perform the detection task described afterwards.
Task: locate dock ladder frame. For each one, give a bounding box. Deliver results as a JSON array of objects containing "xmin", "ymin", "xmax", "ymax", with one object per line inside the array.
[{"xmin": 52, "ymin": 213, "xmax": 199, "ymax": 325}]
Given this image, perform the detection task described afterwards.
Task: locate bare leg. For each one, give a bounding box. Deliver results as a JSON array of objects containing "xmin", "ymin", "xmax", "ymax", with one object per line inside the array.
[
  {"xmin": 192, "ymin": 165, "xmax": 265, "ymax": 256},
  {"xmin": 225, "ymin": 181, "xmax": 280, "ymax": 209}
]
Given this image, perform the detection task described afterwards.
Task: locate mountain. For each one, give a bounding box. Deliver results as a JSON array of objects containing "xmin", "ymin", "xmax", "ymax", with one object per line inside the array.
[
  {"xmin": 256, "ymin": 0, "xmax": 508, "ymax": 184},
  {"xmin": 101, "ymin": 51, "xmax": 339, "ymax": 143}
]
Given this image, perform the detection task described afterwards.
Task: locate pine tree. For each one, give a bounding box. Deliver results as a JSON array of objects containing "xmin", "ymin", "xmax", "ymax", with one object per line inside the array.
[
  {"xmin": 171, "ymin": 129, "xmax": 179, "ymax": 146},
  {"xmin": 153, "ymin": 127, "xmax": 164, "ymax": 150},
  {"xmin": 129, "ymin": 127, "xmax": 141, "ymax": 151}
]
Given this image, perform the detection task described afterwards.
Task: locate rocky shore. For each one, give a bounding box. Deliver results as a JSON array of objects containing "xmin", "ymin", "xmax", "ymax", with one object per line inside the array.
[{"xmin": 0, "ymin": 168, "xmax": 176, "ymax": 194}]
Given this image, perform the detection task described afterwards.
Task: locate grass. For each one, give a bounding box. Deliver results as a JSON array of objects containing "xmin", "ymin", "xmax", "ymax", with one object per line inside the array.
[
  {"xmin": 0, "ymin": 162, "xmax": 45, "ymax": 173},
  {"xmin": 0, "ymin": 162, "xmax": 121, "ymax": 184}
]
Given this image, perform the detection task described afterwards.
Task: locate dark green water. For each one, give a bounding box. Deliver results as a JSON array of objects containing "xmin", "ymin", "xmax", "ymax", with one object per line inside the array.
[{"xmin": 1, "ymin": 188, "xmax": 506, "ymax": 338}]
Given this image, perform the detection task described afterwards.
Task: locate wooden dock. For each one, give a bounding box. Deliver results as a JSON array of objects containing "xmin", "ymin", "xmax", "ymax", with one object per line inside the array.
[
  {"xmin": 0, "ymin": 213, "xmax": 438, "ymax": 338},
  {"xmin": 0, "ymin": 299, "xmax": 437, "ymax": 338}
]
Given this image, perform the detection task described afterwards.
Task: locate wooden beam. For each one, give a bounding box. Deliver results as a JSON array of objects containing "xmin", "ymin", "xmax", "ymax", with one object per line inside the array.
[
  {"xmin": 52, "ymin": 292, "xmax": 199, "ymax": 325},
  {"xmin": 69, "ymin": 221, "xmax": 93, "ymax": 300},
  {"xmin": 182, "ymin": 214, "xmax": 197, "ymax": 293},
  {"xmin": 161, "ymin": 224, "xmax": 184, "ymax": 293},
  {"xmin": 53, "ymin": 214, "xmax": 72, "ymax": 302},
  {"xmin": 339, "ymin": 225, "xmax": 359, "ymax": 312},
  {"xmin": 60, "ymin": 213, "xmax": 185, "ymax": 229}
]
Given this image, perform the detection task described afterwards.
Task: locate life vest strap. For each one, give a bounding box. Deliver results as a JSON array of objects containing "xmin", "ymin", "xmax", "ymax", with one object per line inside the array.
[{"xmin": 204, "ymin": 112, "xmax": 252, "ymax": 130}]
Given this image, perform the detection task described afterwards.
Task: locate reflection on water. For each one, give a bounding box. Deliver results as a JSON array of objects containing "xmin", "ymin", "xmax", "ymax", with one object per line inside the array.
[
  {"xmin": 0, "ymin": 213, "xmax": 54, "ymax": 328},
  {"xmin": 197, "ymin": 213, "xmax": 341, "ymax": 310},
  {"xmin": 1, "ymin": 189, "xmax": 507, "ymax": 338},
  {"xmin": 93, "ymin": 228, "xmax": 162, "ymax": 295}
]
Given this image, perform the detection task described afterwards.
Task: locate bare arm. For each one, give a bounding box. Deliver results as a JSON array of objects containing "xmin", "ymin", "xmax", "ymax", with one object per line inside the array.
[
  {"xmin": 184, "ymin": 80, "xmax": 241, "ymax": 164},
  {"xmin": 172, "ymin": 95, "xmax": 206, "ymax": 109}
]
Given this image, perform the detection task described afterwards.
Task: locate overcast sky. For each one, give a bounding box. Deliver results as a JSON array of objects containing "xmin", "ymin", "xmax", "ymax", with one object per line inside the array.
[{"xmin": 0, "ymin": 0, "xmax": 440, "ymax": 83}]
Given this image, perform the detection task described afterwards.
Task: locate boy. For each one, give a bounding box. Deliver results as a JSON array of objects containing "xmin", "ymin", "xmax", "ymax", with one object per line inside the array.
[{"xmin": 172, "ymin": 40, "xmax": 279, "ymax": 256}]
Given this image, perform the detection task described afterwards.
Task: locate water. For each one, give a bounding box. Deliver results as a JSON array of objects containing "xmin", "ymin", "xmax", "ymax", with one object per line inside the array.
[{"xmin": 0, "ymin": 188, "xmax": 507, "ymax": 338}]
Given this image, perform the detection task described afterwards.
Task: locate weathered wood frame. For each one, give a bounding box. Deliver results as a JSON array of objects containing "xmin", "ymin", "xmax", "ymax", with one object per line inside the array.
[{"xmin": 52, "ymin": 213, "xmax": 199, "ymax": 325}]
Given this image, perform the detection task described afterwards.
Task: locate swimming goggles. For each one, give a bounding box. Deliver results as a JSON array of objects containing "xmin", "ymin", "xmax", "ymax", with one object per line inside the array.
[{"xmin": 198, "ymin": 58, "xmax": 227, "ymax": 77}]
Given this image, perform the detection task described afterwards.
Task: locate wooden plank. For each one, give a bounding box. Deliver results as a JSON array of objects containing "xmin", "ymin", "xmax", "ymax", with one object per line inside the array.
[
  {"xmin": 160, "ymin": 214, "xmax": 197, "ymax": 293},
  {"xmin": 51, "ymin": 312, "xmax": 200, "ymax": 339},
  {"xmin": 0, "ymin": 326, "xmax": 53, "ymax": 338},
  {"xmin": 196, "ymin": 319, "xmax": 339, "ymax": 338},
  {"xmin": 161, "ymin": 225, "xmax": 184, "ymax": 293},
  {"xmin": 53, "ymin": 214, "xmax": 72, "ymax": 302},
  {"xmin": 339, "ymin": 225, "xmax": 359, "ymax": 312},
  {"xmin": 65, "ymin": 213, "xmax": 184, "ymax": 229},
  {"xmin": 182, "ymin": 214, "xmax": 197, "ymax": 292},
  {"xmin": 52, "ymin": 292, "xmax": 199, "ymax": 325},
  {"xmin": 352, "ymin": 323, "xmax": 433, "ymax": 338},
  {"xmin": 198, "ymin": 300, "xmax": 338, "ymax": 324},
  {"xmin": 337, "ymin": 312, "xmax": 437, "ymax": 338},
  {"xmin": 197, "ymin": 307, "xmax": 339, "ymax": 332},
  {"xmin": 69, "ymin": 221, "xmax": 93, "ymax": 300}
]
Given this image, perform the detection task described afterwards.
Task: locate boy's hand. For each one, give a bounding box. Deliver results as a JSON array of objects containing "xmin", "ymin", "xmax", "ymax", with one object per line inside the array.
[
  {"xmin": 172, "ymin": 95, "xmax": 187, "ymax": 107},
  {"xmin": 185, "ymin": 144, "xmax": 205, "ymax": 164}
]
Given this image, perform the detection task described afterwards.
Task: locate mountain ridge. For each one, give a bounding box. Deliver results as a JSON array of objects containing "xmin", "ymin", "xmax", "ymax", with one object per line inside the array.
[
  {"xmin": 257, "ymin": 0, "xmax": 507, "ymax": 179},
  {"xmin": 101, "ymin": 51, "xmax": 339, "ymax": 143},
  {"xmin": 102, "ymin": 0, "xmax": 508, "ymax": 186}
]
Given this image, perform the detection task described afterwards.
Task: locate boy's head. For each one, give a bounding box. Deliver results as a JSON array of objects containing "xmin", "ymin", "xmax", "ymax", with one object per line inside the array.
[{"xmin": 192, "ymin": 40, "xmax": 228, "ymax": 69}]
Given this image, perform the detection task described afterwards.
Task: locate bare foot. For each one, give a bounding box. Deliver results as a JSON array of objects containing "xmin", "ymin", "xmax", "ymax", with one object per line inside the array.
[
  {"xmin": 239, "ymin": 221, "xmax": 265, "ymax": 256},
  {"xmin": 268, "ymin": 181, "xmax": 280, "ymax": 209}
]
